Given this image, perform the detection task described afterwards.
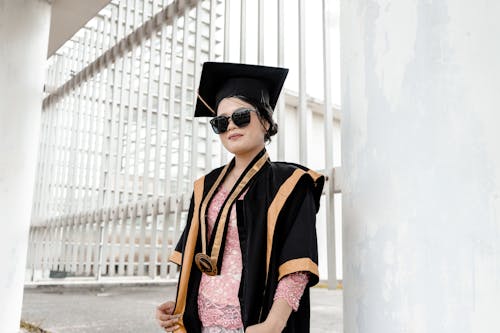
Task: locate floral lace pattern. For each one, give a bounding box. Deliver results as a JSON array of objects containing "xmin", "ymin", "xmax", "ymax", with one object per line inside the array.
[
  {"xmin": 198, "ymin": 186, "xmax": 245, "ymax": 329},
  {"xmin": 274, "ymin": 271, "xmax": 310, "ymax": 311},
  {"xmin": 202, "ymin": 327, "xmax": 244, "ymax": 333}
]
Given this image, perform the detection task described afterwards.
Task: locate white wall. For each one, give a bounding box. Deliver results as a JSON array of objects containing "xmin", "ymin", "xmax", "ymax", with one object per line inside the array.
[
  {"xmin": 341, "ymin": 1, "xmax": 500, "ymax": 332},
  {"xmin": 0, "ymin": 1, "xmax": 51, "ymax": 331}
]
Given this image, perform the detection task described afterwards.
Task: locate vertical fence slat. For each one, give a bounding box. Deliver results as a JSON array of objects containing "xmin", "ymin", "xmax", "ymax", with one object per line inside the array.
[
  {"xmin": 108, "ymin": 207, "xmax": 119, "ymax": 276},
  {"xmin": 124, "ymin": 16, "xmax": 138, "ymax": 204},
  {"xmin": 322, "ymin": 0, "xmax": 337, "ymax": 289},
  {"xmin": 164, "ymin": 14, "xmax": 178, "ymax": 197},
  {"xmin": 240, "ymin": 0, "xmax": 246, "ymax": 62},
  {"xmin": 118, "ymin": 205, "xmax": 128, "ymax": 275},
  {"xmin": 78, "ymin": 215, "xmax": 87, "ymax": 275},
  {"xmin": 84, "ymin": 25, "xmax": 98, "ymax": 212},
  {"xmin": 46, "ymin": 71, "xmax": 62, "ymax": 218},
  {"xmin": 28, "ymin": 228, "xmax": 38, "ymax": 281},
  {"xmin": 66, "ymin": 36, "xmax": 85, "ymax": 213},
  {"xmin": 52, "ymin": 57, "xmax": 66, "ymax": 217},
  {"xmin": 258, "ymin": 0, "xmax": 264, "ymax": 64},
  {"xmin": 34, "ymin": 228, "xmax": 45, "ymax": 279},
  {"xmin": 89, "ymin": 20, "xmax": 105, "ymax": 210},
  {"xmin": 205, "ymin": 0, "xmax": 216, "ymax": 172},
  {"xmin": 190, "ymin": 2, "xmax": 202, "ymax": 183},
  {"xmin": 41, "ymin": 226, "xmax": 51, "ymax": 276},
  {"xmin": 75, "ymin": 30, "xmax": 92, "ymax": 213},
  {"xmin": 114, "ymin": 1, "xmax": 132, "ymax": 206},
  {"xmin": 127, "ymin": 203, "xmax": 138, "ymax": 276},
  {"xmin": 160, "ymin": 196, "xmax": 171, "ymax": 278},
  {"xmin": 70, "ymin": 216, "xmax": 79, "ymax": 273},
  {"xmin": 137, "ymin": 201, "xmax": 148, "ymax": 276},
  {"xmin": 37, "ymin": 101, "xmax": 53, "ymax": 219},
  {"xmin": 277, "ymin": 0, "xmax": 285, "ymax": 160},
  {"xmin": 176, "ymin": 10, "xmax": 189, "ymax": 195},
  {"xmin": 149, "ymin": 199, "xmax": 159, "ymax": 279},
  {"xmin": 86, "ymin": 214, "xmax": 95, "ymax": 275},
  {"xmin": 153, "ymin": 16, "xmax": 167, "ymax": 198},
  {"xmin": 91, "ymin": 209, "xmax": 104, "ymax": 279},
  {"xmin": 117, "ymin": 0, "xmax": 137, "ymax": 203},
  {"xmin": 298, "ymin": 0, "xmax": 307, "ymax": 164},
  {"xmin": 99, "ymin": 209, "xmax": 111, "ymax": 276},
  {"xmin": 31, "ymin": 228, "xmax": 40, "ymax": 278},
  {"xmin": 97, "ymin": 5, "xmax": 115, "ymax": 207},
  {"xmin": 54, "ymin": 219, "xmax": 64, "ymax": 271},
  {"xmin": 143, "ymin": 27, "xmax": 156, "ymax": 200},
  {"xmin": 132, "ymin": 0, "xmax": 147, "ymax": 203},
  {"xmin": 57, "ymin": 58, "xmax": 73, "ymax": 216},
  {"xmin": 60, "ymin": 219, "xmax": 68, "ymax": 272}
]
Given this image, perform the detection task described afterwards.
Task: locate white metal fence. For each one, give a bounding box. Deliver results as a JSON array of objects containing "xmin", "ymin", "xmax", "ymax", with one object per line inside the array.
[
  {"xmin": 33, "ymin": 0, "xmax": 223, "ymax": 221},
  {"xmin": 27, "ymin": 193, "xmax": 190, "ymax": 282},
  {"xmin": 27, "ymin": 0, "xmax": 340, "ymax": 286}
]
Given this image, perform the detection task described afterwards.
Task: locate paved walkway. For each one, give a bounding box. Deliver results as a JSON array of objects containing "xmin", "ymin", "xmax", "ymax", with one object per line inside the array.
[{"xmin": 21, "ymin": 283, "xmax": 342, "ymax": 332}]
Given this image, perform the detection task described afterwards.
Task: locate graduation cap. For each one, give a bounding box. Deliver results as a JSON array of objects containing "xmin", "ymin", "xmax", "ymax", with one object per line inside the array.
[{"xmin": 195, "ymin": 62, "xmax": 289, "ymax": 117}]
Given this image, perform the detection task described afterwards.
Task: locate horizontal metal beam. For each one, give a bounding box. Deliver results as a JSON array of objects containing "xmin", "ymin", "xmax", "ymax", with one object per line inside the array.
[{"xmin": 43, "ymin": 0, "xmax": 200, "ymax": 110}]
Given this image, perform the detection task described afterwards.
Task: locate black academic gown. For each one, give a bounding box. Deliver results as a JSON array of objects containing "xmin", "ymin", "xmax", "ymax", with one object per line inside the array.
[{"xmin": 169, "ymin": 149, "xmax": 324, "ymax": 333}]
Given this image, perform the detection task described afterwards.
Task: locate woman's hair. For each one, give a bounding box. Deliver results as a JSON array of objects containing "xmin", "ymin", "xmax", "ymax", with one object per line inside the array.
[{"xmin": 233, "ymin": 95, "xmax": 278, "ymax": 143}]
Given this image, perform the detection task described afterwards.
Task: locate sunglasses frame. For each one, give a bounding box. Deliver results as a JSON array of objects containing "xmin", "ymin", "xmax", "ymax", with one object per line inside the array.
[{"xmin": 210, "ymin": 108, "xmax": 257, "ymax": 134}]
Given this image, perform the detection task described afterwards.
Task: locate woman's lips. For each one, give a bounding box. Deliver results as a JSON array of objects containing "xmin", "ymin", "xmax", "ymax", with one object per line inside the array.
[{"xmin": 228, "ymin": 133, "xmax": 243, "ymax": 140}]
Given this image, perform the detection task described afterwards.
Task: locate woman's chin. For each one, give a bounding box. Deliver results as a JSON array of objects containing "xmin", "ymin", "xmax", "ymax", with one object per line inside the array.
[
  {"xmin": 223, "ymin": 142, "xmax": 263, "ymax": 157},
  {"xmin": 224, "ymin": 146, "xmax": 246, "ymax": 156}
]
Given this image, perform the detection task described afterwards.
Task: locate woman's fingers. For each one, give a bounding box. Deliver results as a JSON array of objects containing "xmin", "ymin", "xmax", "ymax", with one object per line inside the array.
[
  {"xmin": 157, "ymin": 300, "xmax": 175, "ymax": 313},
  {"xmin": 162, "ymin": 325, "xmax": 180, "ymax": 332},
  {"xmin": 157, "ymin": 317, "xmax": 180, "ymax": 327},
  {"xmin": 156, "ymin": 301, "xmax": 180, "ymax": 331},
  {"xmin": 158, "ymin": 313, "xmax": 181, "ymax": 321},
  {"xmin": 157, "ymin": 315, "xmax": 181, "ymax": 329},
  {"xmin": 156, "ymin": 301, "xmax": 175, "ymax": 320}
]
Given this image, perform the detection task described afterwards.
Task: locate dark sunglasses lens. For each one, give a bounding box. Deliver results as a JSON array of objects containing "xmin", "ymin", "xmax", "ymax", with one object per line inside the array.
[
  {"xmin": 210, "ymin": 116, "xmax": 228, "ymax": 134},
  {"xmin": 232, "ymin": 109, "xmax": 252, "ymax": 127}
]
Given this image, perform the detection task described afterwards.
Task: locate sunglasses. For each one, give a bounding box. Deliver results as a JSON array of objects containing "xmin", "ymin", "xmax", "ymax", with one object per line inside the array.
[{"xmin": 210, "ymin": 108, "xmax": 257, "ymax": 134}]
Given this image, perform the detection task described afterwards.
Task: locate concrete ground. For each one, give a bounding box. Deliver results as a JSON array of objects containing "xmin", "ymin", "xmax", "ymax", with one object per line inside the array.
[{"xmin": 21, "ymin": 283, "xmax": 342, "ymax": 333}]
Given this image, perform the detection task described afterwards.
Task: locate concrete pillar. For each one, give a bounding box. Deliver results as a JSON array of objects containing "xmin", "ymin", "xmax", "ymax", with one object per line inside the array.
[
  {"xmin": 341, "ymin": 1, "xmax": 500, "ymax": 332},
  {"xmin": 0, "ymin": 1, "xmax": 51, "ymax": 331}
]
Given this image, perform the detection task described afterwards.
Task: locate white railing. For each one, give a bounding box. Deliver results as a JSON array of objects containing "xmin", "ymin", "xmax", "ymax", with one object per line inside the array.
[
  {"xmin": 28, "ymin": 0, "xmax": 341, "ymax": 287},
  {"xmin": 26, "ymin": 193, "xmax": 190, "ymax": 282},
  {"xmin": 33, "ymin": 0, "xmax": 223, "ymax": 221}
]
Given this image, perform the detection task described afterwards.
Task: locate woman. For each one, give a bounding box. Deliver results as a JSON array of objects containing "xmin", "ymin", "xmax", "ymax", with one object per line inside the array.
[{"xmin": 156, "ymin": 62, "xmax": 324, "ymax": 333}]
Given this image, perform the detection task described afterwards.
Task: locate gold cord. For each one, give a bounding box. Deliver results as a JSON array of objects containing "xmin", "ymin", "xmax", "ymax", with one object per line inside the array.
[{"xmin": 196, "ymin": 91, "xmax": 216, "ymax": 115}]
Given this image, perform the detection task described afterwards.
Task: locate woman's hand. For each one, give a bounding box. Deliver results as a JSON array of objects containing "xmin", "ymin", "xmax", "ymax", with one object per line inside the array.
[
  {"xmin": 245, "ymin": 321, "xmax": 275, "ymax": 333},
  {"xmin": 156, "ymin": 300, "xmax": 181, "ymax": 332},
  {"xmin": 245, "ymin": 317, "xmax": 286, "ymax": 333},
  {"xmin": 245, "ymin": 318, "xmax": 284, "ymax": 333},
  {"xmin": 246, "ymin": 298, "xmax": 291, "ymax": 333}
]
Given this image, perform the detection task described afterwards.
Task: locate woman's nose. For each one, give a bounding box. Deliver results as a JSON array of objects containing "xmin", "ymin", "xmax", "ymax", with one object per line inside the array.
[{"xmin": 226, "ymin": 116, "xmax": 237, "ymax": 130}]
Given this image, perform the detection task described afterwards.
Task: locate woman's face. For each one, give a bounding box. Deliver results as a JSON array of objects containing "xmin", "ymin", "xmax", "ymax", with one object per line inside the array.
[{"xmin": 216, "ymin": 97, "xmax": 268, "ymax": 157}]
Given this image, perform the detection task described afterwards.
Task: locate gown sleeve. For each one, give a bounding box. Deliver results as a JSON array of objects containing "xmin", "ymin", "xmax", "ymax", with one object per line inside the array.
[{"xmin": 276, "ymin": 176, "xmax": 320, "ymax": 287}]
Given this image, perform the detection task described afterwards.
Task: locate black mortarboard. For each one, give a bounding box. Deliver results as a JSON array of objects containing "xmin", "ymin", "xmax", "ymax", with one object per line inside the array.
[{"xmin": 195, "ymin": 62, "xmax": 289, "ymax": 117}]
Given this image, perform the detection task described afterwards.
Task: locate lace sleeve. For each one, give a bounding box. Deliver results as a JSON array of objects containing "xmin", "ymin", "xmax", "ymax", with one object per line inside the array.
[{"xmin": 273, "ymin": 271, "xmax": 309, "ymax": 311}]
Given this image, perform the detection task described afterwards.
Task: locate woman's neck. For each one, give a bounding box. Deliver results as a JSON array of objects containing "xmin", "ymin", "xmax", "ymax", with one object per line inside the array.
[{"xmin": 232, "ymin": 146, "xmax": 265, "ymax": 176}]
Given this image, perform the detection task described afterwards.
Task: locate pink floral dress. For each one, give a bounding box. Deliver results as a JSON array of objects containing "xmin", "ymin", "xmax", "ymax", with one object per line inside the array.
[{"xmin": 198, "ymin": 186, "xmax": 309, "ymax": 333}]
